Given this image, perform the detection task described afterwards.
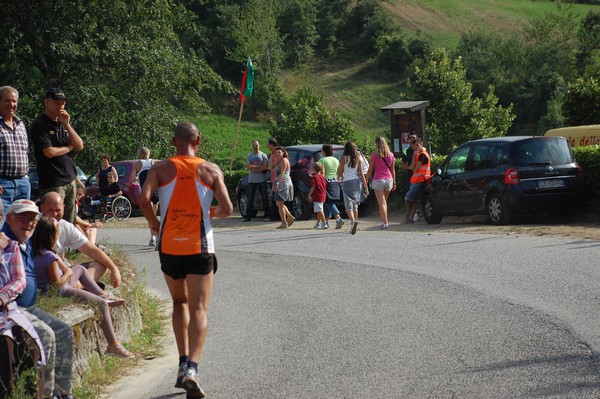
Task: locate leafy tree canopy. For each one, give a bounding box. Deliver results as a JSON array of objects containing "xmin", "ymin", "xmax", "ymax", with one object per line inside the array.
[
  {"xmin": 0, "ymin": 0, "xmax": 232, "ymax": 171},
  {"xmin": 562, "ymin": 76, "xmax": 600, "ymax": 125},
  {"xmin": 269, "ymin": 87, "xmax": 355, "ymax": 146},
  {"xmin": 407, "ymin": 48, "xmax": 514, "ymax": 155}
]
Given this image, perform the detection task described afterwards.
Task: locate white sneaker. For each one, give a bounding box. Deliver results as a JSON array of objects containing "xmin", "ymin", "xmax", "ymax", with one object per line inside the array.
[
  {"xmin": 323, "ymin": 222, "xmax": 330, "ymax": 229},
  {"xmin": 350, "ymin": 221, "xmax": 358, "ymax": 235},
  {"xmin": 335, "ymin": 218, "xmax": 345, "ymax": 229},
  {"xmin": 149, "ymin": 236, "xmax": 157, "ymax": 246},
  {"xmin": 314, "ymin": 223, "xmax": 322, "ymax": 229}
]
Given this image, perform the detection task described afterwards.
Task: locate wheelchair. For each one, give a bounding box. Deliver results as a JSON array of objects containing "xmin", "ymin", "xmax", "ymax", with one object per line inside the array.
[{"xmin": 79, "ymin": 195, "xmax": 132, "ymax": 222}]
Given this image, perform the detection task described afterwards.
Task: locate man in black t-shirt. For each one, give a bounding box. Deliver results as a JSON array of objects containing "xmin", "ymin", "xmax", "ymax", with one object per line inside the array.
[{"xmin": 30, "ymin": 88, "xmax": 84, "ymax": 223}]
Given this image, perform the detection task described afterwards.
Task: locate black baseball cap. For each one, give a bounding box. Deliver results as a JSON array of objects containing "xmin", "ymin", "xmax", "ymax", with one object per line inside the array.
[{"xmin": 45, "ymin": 88, "xmax": 69, "ymax": 101}]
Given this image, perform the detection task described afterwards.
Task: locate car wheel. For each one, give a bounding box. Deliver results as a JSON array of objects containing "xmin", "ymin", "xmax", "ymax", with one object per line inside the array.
[
  {"xmin": 487, "ymin": 193, "xmax": 512, "ymax": 225},
  {"xmin": 237, "ymin": 190, "xmax": 249, "ymax": 219},
  {"xmin": 292, "ymin": 192, "xmax": 311, "ymax": 220},
  {"xmin": 422, "ymin": 194, "xmax": 442, "ymax": 224}
]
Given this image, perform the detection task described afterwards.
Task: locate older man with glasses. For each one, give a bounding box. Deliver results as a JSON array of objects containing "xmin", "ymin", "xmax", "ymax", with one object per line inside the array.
[{"xmin": 2, "ymin": 199, "xmax": 75, "ymax": 399}]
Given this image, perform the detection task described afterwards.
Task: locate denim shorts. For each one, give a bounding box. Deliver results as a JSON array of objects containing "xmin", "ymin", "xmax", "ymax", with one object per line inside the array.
[
  {"xmin": 371, "ymin": 179, "xmax": 393, "ymax": 191},
  {"xmin": 404, "ymin": 182, "xmax": 424, "ymax": 202}
]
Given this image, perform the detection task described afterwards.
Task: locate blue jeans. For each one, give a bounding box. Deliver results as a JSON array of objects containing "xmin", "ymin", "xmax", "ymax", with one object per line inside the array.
[
  {"xmin": 324, "ymin": 200, "xmax": 341, "ymax": 219},
  {"xmin": 247, "ymin": 181, "xmax": 269, "ymax": 219},
  {"xmin": 0, "ymin": 176, "xmax": 31, "ymax": 225}
]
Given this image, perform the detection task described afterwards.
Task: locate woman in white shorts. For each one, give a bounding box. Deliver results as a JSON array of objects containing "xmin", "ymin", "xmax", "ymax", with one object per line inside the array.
[{"xmin": 365, "ymin": 136, "xmax": 395, "ymax": 229}]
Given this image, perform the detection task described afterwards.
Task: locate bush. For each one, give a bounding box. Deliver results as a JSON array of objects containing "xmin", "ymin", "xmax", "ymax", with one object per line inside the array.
[
  {"xmin": 222, "ymin": 169, "xmax": 248, "ymax": 207},
  {"xmin": 269, "ymin": 86, "xmax": 355, "ymax": 145},
  {"xmin": 573, "ymin": 145, "xmax": 600, "ymax": 213}
]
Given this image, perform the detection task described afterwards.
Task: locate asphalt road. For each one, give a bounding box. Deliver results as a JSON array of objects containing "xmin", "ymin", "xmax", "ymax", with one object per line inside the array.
[{"xmin": 100, "ymin": 221, "xmax": 600, "ymax": 398}]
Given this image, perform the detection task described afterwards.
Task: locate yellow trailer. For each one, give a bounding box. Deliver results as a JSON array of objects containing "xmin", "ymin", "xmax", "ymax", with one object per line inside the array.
[{"xmin": 545, "ymin": 125, "xmax": 600, "ymax": 147}]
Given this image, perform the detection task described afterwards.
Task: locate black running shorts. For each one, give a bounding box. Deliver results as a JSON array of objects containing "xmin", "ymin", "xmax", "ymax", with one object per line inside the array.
[{"xmin": 159, "ymin": 252, "xmax": 217, "ymax": 279}]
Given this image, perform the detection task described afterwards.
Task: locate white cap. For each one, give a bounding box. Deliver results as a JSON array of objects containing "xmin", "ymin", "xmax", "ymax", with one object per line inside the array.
[{"xmin": 7, "ymin": 199, "xmax": 40, "ymax": 215}]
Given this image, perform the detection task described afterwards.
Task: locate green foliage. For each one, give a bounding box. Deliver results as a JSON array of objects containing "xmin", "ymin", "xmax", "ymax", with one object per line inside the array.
[
  {"xmin": 338, "ymin": 0, "xmax": 400, "ymax": 57},
  {"xmin": 375, "ymin": 32, "xmax": 433, "ymax": 76},
  {"xmin": 408, "ymin": 48, "xmax": 514, "ymax": 155},
  {"xmin": 223, "ymin": 169, "xmax": 249, "ymax": 205},
  {"xmin": 562, "ymin": 76, "xmax": 600, "ymax": 125},
  {"xmin": 269, "ymin": 87, "xmax": 355, "ymax": 146},
  {"xmin": 375, "ymin": 35, "xmax": 412, "ymax": 75},
  {"xmin": 228, "ymin": 0, "xmax": 284, "ymax": 79},
  {"xmin": 455, "ymin": 4, "xmax": 600, "ymax": 135},
  {"xmin": 278, "ymin": 0, "xmax": 319, "ymax": 66},
  {"xmin": 0, "ymin": 0, "xmax": 232, "ymax": 172},
  {"xmin": 576, "ymin": 11, "xmax": 600, "ymax": 74},
  {"xmin": 573, "ymin": 145, "xmax": 600, "ymax": 213}
]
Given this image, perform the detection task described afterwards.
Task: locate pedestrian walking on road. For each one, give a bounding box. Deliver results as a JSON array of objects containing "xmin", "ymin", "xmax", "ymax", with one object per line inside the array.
[
  {"xmin": 337, "ymin": 142, "xmax": 369, "ymax": 234},
  {"xmin": 138, "ymin": 122, "xmax": 233, "ymax": 398},
  {"xmin": 365, "ymin": 136, "xmax": 396, "ymax": 229},
  {"xmin": 272, "ymin": 146, "xmax": 295, "ymax": 229}
]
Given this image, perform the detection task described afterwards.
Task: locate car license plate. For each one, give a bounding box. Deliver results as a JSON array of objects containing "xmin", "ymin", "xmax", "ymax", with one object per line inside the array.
[{"xmin": 538, "ymin": 179, "xmax": 565, "ymax": 189}]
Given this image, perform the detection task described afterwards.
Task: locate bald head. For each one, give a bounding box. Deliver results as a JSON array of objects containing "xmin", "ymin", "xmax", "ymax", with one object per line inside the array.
[
  {"xmin": 40, "ymin": 191, "xmax": 65, "ymax": 220},
  {"xmin": 174, "ymin": 122, "xmax": 200, "ymax": 145}
]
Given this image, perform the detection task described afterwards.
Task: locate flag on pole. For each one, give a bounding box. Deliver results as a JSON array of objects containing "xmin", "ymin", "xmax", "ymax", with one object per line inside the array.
[{"xmin": 240, "ymin": 58, "xmax": 254, "ymax": 104}]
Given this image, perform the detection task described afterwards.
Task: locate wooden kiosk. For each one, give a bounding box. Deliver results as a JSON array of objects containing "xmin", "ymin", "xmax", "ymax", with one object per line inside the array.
[{"xmin": 380, "ymin": 100, "xmax": 429, "ymax": 158}]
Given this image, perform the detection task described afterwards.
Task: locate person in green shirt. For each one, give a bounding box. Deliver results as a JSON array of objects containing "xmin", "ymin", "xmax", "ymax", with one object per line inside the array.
[{"xmin": 320, "ymin": 144, "xmax": 345, "ymax": 229}]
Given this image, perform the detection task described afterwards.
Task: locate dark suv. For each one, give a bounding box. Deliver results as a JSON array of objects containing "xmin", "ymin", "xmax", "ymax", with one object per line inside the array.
[
  {"xmin": 237, "ymin": 144, "xmax": 349, "ymax": 220},
  {"xmin": 422, "ymin": 136, "xmax": 584, "ymax": 225}
]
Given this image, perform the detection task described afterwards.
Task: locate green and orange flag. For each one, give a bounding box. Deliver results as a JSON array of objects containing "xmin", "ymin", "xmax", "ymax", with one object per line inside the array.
[{"xmin": 240, "ymin": 58, "xmax": 254, "ymax": 104}]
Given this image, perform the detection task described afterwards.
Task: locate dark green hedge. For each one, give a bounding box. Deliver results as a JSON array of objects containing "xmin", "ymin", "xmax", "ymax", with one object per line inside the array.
[{"xmin": 573, "ymin": 145, "xmax": 600, "ymax": 214}]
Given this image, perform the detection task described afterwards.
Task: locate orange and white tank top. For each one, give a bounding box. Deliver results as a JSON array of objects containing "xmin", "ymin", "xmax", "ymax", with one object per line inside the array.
[{"xmin": 157, "ymin": 156, "xmax": 214, "ymax": 255}]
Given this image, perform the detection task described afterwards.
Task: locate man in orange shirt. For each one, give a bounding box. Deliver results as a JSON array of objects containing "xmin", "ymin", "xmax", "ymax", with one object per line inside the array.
[{"xmin": 139, "ymin": 122, "xmax": 233, "ymax": 398}]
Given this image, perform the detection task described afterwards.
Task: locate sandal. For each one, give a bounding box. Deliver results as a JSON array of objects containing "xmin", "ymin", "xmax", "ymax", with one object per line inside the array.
[{"xmin": 106, "ymin": 344, "xmax": 135, "ymax": 358}]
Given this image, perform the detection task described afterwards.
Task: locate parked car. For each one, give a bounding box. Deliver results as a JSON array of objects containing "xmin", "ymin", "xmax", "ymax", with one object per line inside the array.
[
  {"xmin": 422, "ymin": 136, "xmax": 584, "ymax": 225},
  {"xmin": 85, "ymin": 160, "xmax": 141, "ymax": 208},
  {"xmin": 236, "ymin": 144, "xmax": 373, "ymax": 220},
  {"xmin": 29, "ymin": 165, "xmax": 88, "ymax": 202}
]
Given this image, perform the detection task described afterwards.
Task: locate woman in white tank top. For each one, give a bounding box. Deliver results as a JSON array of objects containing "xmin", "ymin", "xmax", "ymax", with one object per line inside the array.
[{"xmin": 337, "ymin": 141, "xmax": 369, "ymax": 235}]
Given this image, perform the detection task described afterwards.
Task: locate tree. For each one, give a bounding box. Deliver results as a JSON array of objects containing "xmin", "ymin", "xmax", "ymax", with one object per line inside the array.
[
  {"xmin": 228, "ymin": 0, "xmax": 284, "ymax": 79},
  {"xmin": 0, "ymin": 0, "xmax": 231, "ymax": 171},
  {"xmin": 562, "ymin": 76, "xmax": 600, "ymax": 125},
  {"xmin": 269, "ymin": 87, "xmax": 355, "ymax": 145},
  {"xmin": 278, "ymin": 0, "xmax": 319, "ymax": 66},
  {"xmin": 408, "ymin": 48, "xmax": 514, "ymax": 154}
]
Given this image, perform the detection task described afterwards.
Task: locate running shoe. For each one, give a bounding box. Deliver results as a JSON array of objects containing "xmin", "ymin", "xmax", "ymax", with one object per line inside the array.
[
  {"xmin": 335, "ymin": 218, "xmax": 345, "ymax": 229},
  {"xmin": 323, "ymin": 222, "xmax": 330, "ymax": 229},
  {"xmin": 149, "ymin": 236, "xmax": 157, "ymax": 246},
  {"xmin": 182, "ymin": 367, "xmax": 206, "ymax": 398},
  {"xmin": 314, "ymin": 223, "xmax": 322, "ymax": 229},
  {"xmin": 175, "ymin": 362, "xmax": 187, "ymax": 388}
]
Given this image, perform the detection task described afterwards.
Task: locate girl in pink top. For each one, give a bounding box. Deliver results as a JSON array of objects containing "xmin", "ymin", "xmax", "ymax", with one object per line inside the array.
[{"xmin": 365, "ymin": 136, "xmax": 396, "ymax": 229}]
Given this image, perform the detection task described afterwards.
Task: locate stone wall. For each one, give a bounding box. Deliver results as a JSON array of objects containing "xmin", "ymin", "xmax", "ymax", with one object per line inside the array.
[{"xmin": 54, "ymin": 290, "xmax": 142, "ymax": 382}]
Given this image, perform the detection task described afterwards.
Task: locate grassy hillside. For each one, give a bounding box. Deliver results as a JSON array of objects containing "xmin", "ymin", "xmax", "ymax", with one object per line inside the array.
[
  {"xmin": 385, "ymin": 0, "xmax": 597, "ymax": 48},
  {"xmin": 200, "ymin": 0, "xmax": 600, "ymax": 168}
]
